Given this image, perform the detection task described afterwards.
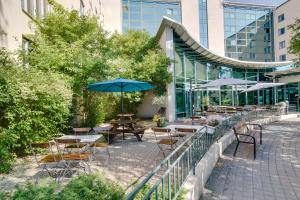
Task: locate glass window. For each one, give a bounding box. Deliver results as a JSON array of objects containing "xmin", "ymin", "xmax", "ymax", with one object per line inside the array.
[
  {"xmin": 122, "ymin": 0, "xmax": 181, "ymax": 36},
  {"xmin": 278, "ymin": 27, "xmax": 285, "ymax": 35},
  {"xmin": 278, "ymin": 14, "xmax": 285, "ymax": 22},
  {"xmin": 279, "ymin": 54, "xmax": 287, "ymax": 61},
  {"xmin": 199, "ymin": 0, "xmax": 208, "ymax": 48},
  {"xmin": 279, "ymin": 40, "xmax": 286, "ymax": 49},
  {"xmin": 224, "ymin": 5, "xmax": 274, "ymax": 62}
]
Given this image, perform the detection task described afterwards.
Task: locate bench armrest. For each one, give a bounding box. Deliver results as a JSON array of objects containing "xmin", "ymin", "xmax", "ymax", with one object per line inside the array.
[
  {"xmin": 236, "ymin": 133, "xmax": 255, "ymax": 142},
  {"xmin": 246, "ymin": 123, "xmax": 262, "ymax": 131}
]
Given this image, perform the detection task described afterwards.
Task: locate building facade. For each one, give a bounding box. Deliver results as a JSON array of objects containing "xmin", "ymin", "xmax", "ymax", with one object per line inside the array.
[
  {"xmin": 1, "ymin": 0, "xmax": 299, "ymax": 120},
  {"xmin": 157, "ymin": 18, "xmax": 293, "ymax": 121},
  {"xmin": 0, "ymin": 0, "xmax": 107, "ymax": 51},
  {"xmin": 274, "ymin": 0, "xmax": 300, "ymax": 62}
]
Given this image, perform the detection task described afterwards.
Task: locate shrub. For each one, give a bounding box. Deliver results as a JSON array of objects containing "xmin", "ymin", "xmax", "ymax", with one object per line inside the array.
[
  {"xmin": 58, "ymin": 174, "xmax": 125, "ymax": 200},
  {"xmin": 0, "ymin": 61, "xmax": 72, "ymax": 172},
  {"xmin": 5, "ymin": 174, "xmax": 125, "ymax": 200},
  {"xmin": 11, "ymin": 181, "xmax": 58, "ymax": 200}
]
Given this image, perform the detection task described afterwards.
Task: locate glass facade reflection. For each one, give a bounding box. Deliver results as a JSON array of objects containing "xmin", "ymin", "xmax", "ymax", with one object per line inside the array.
[
  {"xmin": 224, "ymin": 5, "xmax": 274, "ymax": 62},
  {"xmin": 172, "ymin": 33, "xmax": 296, "ymax": 118},
  {"xmin": 122, "ymin": 0, "xmax": 181, "ymax": 36},
  {"xmin": 199, "ymin": 0, "xmax": 208, "ymax": 48}
]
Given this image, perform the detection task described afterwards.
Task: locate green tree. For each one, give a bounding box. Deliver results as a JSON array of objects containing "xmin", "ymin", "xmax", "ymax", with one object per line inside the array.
[
  {"xmin": 289, "ymin": 18, "xmax": 300, "ymax": 64},
  {"xmin": 25, "ymin": 1, "xmax": 171, "ymax": 125}
]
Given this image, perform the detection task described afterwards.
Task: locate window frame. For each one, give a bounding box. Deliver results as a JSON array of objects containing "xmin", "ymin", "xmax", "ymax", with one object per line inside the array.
[
  {"xmin": 278, "ymin": 14, "xmax": 285, "ymax": 23},
  {"xmin": 279, "ymin": 40, "xmax": 286, "ymax": 49},
  {"xmin": 278, "ymin": 27, "xmax": 285, "ymax": 36}
]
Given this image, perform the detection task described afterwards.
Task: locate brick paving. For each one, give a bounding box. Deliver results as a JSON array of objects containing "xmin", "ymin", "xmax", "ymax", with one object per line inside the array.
[{"xmin": 202, "ymin": 117, "xmax": 300, "ymax": 200}]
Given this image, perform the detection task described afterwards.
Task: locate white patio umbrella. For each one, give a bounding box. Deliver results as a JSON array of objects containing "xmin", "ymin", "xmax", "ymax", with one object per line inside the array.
[
  {"xmin": 241, "ymin": 82, "xmax": 285, "ymax": 93},
  {"xmin": 241, "ymin": 82, "xmax": 286, "ymax": 105},
  {"xmin": 198, "ymin": 78, "xmax": 257, "ymax": 106},
  {"xmin": 198, "ymin": 78, "xmax": 257, "ymax": 88}
]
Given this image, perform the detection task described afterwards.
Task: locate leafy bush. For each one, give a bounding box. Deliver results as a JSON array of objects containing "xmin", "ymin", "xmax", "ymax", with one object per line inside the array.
[
  {"xmin": 11, "ymin": 181, "xmax": 58, "ymax": 200},
  {"xmin": 3, "ymin": 174, "xmax": 125, "ymax": 200},
  {"xmin": 58, "ymin": 174, "xmax": 125, "ymax": 200},
  {"xmin": 0, "ymin": 50, "xmax": 72, "ymax": 173}
]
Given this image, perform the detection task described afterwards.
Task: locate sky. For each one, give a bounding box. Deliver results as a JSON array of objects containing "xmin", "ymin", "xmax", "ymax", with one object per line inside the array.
[{"xmin": 225, "ymin": 0, "xmax": 287, "ymax": 6}]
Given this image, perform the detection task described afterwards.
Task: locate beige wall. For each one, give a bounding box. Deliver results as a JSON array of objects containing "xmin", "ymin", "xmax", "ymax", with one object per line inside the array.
[
  {"xmin": 207, "ymin": 0, "xmax": 225, "ymax": 56},
  {"xmin": 0, "ymin": 0, "xmax": 33, "ymax": 51},
  {"xmin": 0, "ymin": 0, "xmax": 112, "ymax": 51},
  {"xmin": 274, "ymin": 0, "xmax": 300, "ymax": 62},
  {"xmin": 278, "ymin": 74, "xmax": 300, "ymax": 84},
  {"xmin": 181, "ymin": 0, "xmax": 200, "ymax": 43},
  {"xmin": 101, "ymin": 0, "xmax": 122, "ymax": 34}
]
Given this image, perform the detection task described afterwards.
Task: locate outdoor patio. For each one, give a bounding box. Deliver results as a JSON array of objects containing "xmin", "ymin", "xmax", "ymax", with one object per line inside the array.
[
  {"xmin": 202, "ymin": 117, "xmax": 300, "ymax": 200},
  {"xmin": 0, "ymin": 128, "xmax": 164, "ymax": 192}
]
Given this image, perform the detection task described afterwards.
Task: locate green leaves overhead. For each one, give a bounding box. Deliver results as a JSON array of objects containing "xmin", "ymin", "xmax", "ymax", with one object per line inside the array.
[{"xmin": 289, "ymin": 18, "xmax": 300, "ymax": 65}]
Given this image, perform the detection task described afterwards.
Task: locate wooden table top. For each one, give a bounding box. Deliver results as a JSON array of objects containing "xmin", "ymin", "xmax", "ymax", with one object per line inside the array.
[{"xmin": 110, "ymin": 119, "xmax": 137, "ymax": 124}]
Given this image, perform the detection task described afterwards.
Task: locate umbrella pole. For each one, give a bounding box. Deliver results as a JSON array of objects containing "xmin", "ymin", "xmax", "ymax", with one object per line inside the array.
[{"xmin": 121, "ymin": 84, "xmax": 125, "ymax": 140}]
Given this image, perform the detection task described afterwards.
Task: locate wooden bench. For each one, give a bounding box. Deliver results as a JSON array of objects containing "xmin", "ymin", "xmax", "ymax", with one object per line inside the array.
[{"xmin": 233, "ymin": 121, "xmax": 262, "ymax": 159}]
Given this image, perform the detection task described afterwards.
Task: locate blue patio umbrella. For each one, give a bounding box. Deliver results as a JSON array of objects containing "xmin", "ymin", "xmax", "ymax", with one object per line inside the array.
[{"xmin": 87, "ymin": 78, "xmax": 155, "ymax": 113}]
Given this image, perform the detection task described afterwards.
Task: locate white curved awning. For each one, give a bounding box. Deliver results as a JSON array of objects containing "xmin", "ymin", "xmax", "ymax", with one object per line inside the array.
[{"xmin": 156, "ymin": 17, "xmax": 293, "ymax": 69}]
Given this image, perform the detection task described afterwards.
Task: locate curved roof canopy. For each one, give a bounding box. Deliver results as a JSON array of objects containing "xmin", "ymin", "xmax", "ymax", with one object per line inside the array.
[{"xmin": 156, "ymin": 17, "xmax": 293, "ymax": 69}]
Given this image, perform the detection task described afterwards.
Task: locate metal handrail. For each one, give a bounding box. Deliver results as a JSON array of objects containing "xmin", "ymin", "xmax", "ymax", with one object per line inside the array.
[
  {"xmin": 125, "ymin": 109, "xmax": 280, "ymax": 200},
  {"xmin": 126, "ymin": 126, "xmax": 207, "ymax": 200}
]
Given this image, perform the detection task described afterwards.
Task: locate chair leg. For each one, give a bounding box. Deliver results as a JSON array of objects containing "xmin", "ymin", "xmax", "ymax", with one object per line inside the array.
[
  {"xmin": 233, "ymin": 142, "xmax": 239, "ymax": 157},
  {"xmin": 260, "ymin": 131, "xmax": 262, "ymax": 145},
  {"xmin": 253, "ymin": 141, "xmax": 256, "ymax": 160}
]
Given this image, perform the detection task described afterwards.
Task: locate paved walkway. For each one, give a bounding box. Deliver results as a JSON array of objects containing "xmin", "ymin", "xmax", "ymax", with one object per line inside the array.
[{"xmin": 202, "ymin": 117, "xmax": 300, "ymax": 200}]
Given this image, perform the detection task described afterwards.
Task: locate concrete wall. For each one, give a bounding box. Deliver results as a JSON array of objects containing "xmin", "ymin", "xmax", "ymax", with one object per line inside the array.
[
  {"xmin": 101, "ymin": 0, "xmax": 122, "ymax": 34},
  {"xmin": 207, "ymin": 0, "xmax": 225, "ymax": 56},
  {"xmin": 274, "ymin": 0, "xmax": 300, "ymax": 62},
  {"xmin": 159, "ymin": 26, "xmax": 176, "ymax": 122},
  {"xmin": 0, "ymin": 0, "xmax": 33, "ymax": 51},
  {"xmin": 136, "ymin": 92, "xmax": 160, "ymax": 118},
  {"xmin": 181, "ymin": 0, "xmax": 200, "ymax": 43},
  {"xmin": 0, "ymin": 0, "xmax": 109, "ymax": 51}
]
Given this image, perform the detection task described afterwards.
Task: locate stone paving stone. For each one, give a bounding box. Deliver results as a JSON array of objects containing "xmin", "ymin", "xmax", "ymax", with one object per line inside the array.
[{"xmin": 202, "ymin": 117, "xmax": 300, "ymax": 200}]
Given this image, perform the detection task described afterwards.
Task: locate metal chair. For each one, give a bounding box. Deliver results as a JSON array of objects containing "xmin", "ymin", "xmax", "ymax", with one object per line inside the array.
[
  {"xmin": 152, "ymin": 128, "xmax": 178, "ymax": 158},
  {"xmin": 173, "ymin": 128, "xmax": 197, "ymax": 143},
  {"xmin": 30, "ymin": 141, "xmax": 62, "ymax": 180},
  {"xmin": 54, "ymin": 138, "xmax": 92, "ymax": 177}
]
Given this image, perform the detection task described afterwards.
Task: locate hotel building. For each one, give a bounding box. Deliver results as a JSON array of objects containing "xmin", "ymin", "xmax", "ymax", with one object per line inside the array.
[{"xmin": 1, "ymin": 0, "xmax": 300, "ymax": 120}]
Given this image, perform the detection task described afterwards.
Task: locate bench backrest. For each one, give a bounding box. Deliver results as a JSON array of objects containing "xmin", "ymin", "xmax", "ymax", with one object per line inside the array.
[{"xmin": 233, "ymin": 122, "xmax": 248, "ymax": 140}]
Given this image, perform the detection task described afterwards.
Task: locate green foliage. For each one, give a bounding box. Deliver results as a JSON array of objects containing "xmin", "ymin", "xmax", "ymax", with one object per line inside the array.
[
  {"xmin": 3, "ymin": 174, "xmax": 124, "ymax": 200},
  {"xmin": 289, "ymin": 18, "xmax": 300, "ymax": 64},
  {"xmin": 11, "ymin": 181, "xmax": 58, "ymax": 200},
  {"xmin": 0, "ymin": 49, "xmax": 72, "ymax": 173},
  {"xmin": 110, "ymin": 31, "xmax": 172, "ymax": 95},
  {"xmin": 0, "ymin": 0, "xmax": 171, "ymax": 172},
  {"xmin": 24, "ymin": 1, "xmax": 171, "ymax": 126},
  {"xmin": 58, "ymin": 174, "xmax": 125, "ymax": 200},
  {"xmin": 134, "ymin": 183, "xmax": 185, "ymax": 200}
]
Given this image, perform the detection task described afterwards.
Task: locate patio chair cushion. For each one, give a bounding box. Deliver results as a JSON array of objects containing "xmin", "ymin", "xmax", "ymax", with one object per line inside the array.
[
  {"xmin": 159, "ymin": 139, "xmax": 177, "ymax": 145},
  {"xmin": 90, "ymin": 142, "xmax": 109, "ymax": 148},
  {"xmin": 38, "ymin": 153, "xmax": 92, "ymax": 163},
  {"xmin": 66, "ymin": 143, "xmax": 87, "ymax": 148}
]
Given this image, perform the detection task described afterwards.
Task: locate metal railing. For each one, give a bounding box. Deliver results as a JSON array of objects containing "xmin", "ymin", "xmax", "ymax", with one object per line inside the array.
[{"xmin": 125, "ymin": 109, "xmax": 280, "ymax": 200}]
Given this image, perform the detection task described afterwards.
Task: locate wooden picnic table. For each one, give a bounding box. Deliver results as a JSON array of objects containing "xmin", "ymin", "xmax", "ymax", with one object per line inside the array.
[
  {"xmin": 110, "ymin": 119, "xmax": 144, "ymax": 141},
  {"xmin": 56, "ymin": 134, "xmax": 103, "ymax": 152},
  {"xmin": 117, "ymin": 113, "xmax": 135, "ymax": 120}
]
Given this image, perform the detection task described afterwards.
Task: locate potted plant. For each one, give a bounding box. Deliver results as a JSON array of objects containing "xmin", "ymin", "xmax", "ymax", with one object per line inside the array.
[
  {"xmin": 202, "ymin": 96, "xmax": 209, "ymax": 111},
  {"xmin": 153, "ymin": 114, "xmax": 161, "ymax": 127},
  {"xmin": 207, "ymin": 119, "xmax": 220, "ymax": 134},
  {"xmin": 152, "ymin": 95, "xmax": 167, "ymax": 115}
]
